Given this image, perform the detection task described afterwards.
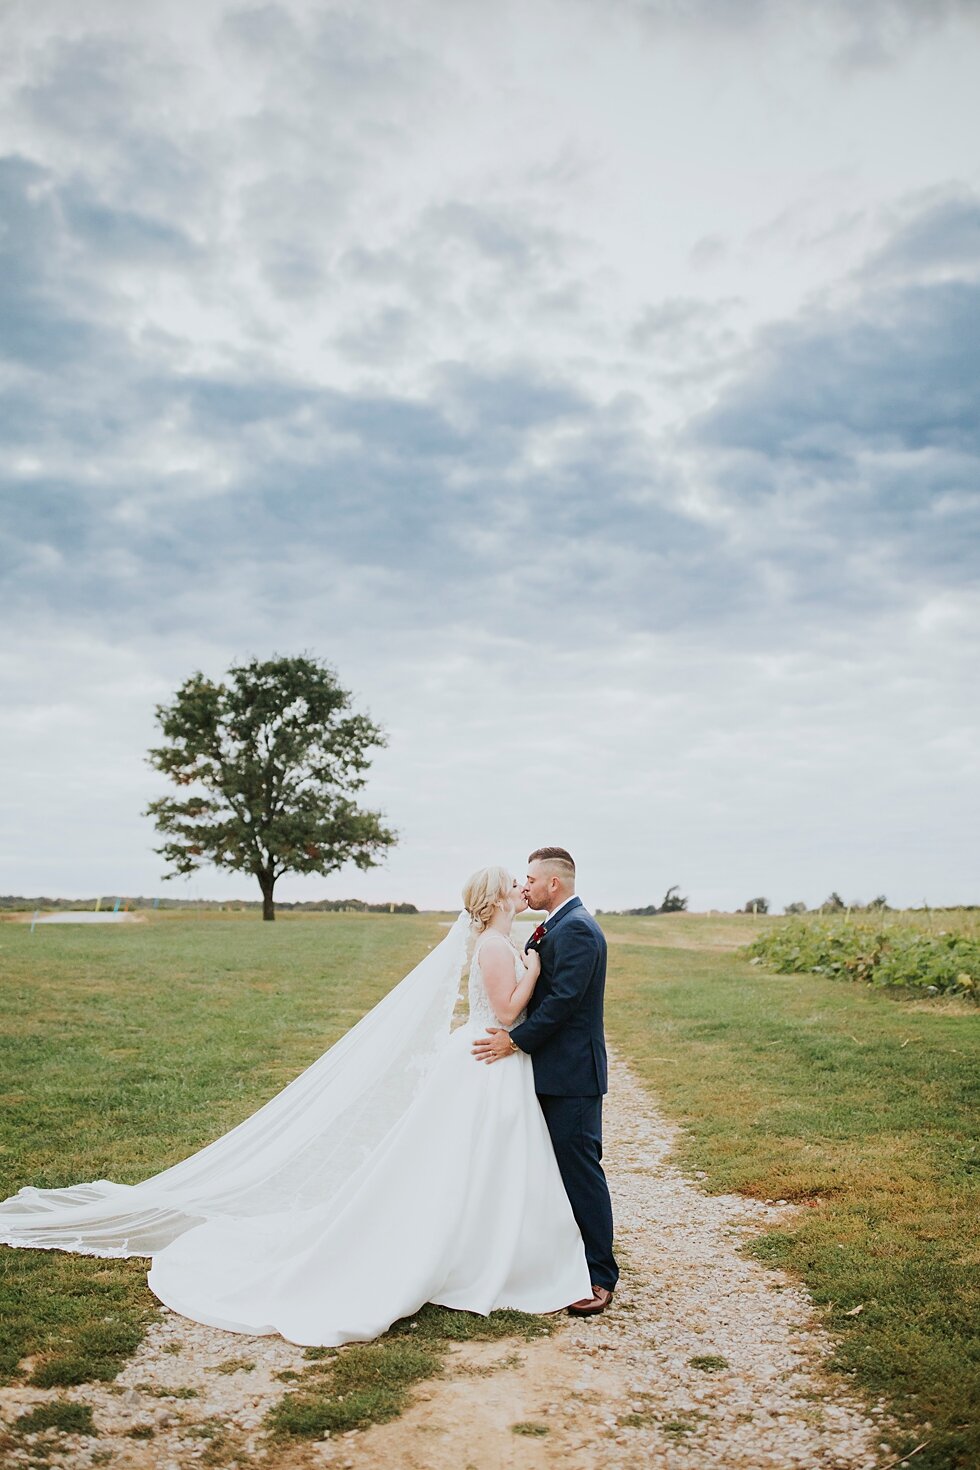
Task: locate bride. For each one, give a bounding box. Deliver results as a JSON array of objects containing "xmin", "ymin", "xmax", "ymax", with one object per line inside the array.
[{"xmin": 0, "ymin": 867, "xmax": 592, "ymax": 1346}]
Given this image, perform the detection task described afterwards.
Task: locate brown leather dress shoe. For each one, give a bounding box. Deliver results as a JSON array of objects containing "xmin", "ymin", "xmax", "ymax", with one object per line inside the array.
[{"xmin": 568, "ymin": 1285, "xmax": 614, "ymax": 1316}]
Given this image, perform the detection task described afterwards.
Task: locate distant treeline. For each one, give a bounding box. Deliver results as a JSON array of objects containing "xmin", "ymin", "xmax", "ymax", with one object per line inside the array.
[
  {"xmin": 0, "ymin": 895, "xmax": 419, "ymax": 914},
  {"xmin": 5, "ymin": 893, "xmax": 973, "ymax": 917},
  {"xmin": 598, "ymin": 884, "xmax": 690, "ymax": 917},
  {"xmin": 599, "ymin": 900, "xmax": 977, "ymax": 917}
]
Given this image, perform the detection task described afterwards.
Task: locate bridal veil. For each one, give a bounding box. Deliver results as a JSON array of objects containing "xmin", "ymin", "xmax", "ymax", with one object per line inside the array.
[{"xmin": 0, "ymin": 913, "xmax": 471, "ymax": 1258}]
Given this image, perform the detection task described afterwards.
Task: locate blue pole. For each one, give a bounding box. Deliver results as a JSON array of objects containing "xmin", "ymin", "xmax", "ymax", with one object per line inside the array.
[{"xmin": 30, "ymin": 910, "xmax": 39, "ymax": 934}]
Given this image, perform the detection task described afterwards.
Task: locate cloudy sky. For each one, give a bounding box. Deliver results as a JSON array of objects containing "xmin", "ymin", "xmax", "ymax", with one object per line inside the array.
[{"xmin": 2, "ymin": 0, "xmax": 978, "ymax": 912}]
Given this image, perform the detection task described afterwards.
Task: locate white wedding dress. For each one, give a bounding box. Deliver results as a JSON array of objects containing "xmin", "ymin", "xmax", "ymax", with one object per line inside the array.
[{"xmin": 1, "ymin": 919, "xmax": 591, "ymax": 1346}]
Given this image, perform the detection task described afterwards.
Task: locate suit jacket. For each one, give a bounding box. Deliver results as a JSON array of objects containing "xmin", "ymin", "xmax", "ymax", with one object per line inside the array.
[{"xmin": 508, "ymin": 897, "xmax": 608, "ymax": 1097}]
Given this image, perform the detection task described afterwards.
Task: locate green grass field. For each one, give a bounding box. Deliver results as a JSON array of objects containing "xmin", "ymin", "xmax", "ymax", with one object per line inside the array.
[
  {"xmin": 0, "ymin": 912, "xmax": 437, "ymax": 1392},
  {"xmin": 603, "ymin": 912, "xmax": 979, "ymax": 1470},
  {"xmin": 1, "ymin": 910, "xmax": 977, "ymax": 1466}
]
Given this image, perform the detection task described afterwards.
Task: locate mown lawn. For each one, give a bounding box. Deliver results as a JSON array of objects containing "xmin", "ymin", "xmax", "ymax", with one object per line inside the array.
[
  {"xmin": 603, "ymin": 913, "xmax": 979, "ymax": 1470},
  {"xmin": 0, "ymin": 912, "xmax": 444, "ymax": 1386},
  {"xmin": 1, "ymin": 910, "xmax": 977, "ymax": 1467}
]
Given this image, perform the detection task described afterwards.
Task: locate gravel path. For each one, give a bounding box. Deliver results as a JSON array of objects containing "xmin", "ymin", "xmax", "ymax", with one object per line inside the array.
[
  {"xmin": 0, "ymin": 1050, "xmax": 896, "ymax": 1469},
  {"xmin": 538, "ymin": 1052, "xmax": 895, "ymax": 1469}
]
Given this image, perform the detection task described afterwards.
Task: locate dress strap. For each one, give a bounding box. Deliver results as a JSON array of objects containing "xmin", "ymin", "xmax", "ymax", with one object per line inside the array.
[{"xmin": 473, "ymin": 930, "xmax": 510, "ymax": 957}]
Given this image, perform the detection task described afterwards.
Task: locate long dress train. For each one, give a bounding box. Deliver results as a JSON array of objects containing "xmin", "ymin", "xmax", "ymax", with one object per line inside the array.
[{"xmin": 145, "ymin": 935, "xmax": 590, "ymax": 1343}]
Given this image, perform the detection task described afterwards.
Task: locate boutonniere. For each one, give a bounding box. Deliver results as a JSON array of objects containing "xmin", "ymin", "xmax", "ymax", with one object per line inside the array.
[{"xmin": 528, "ymin": 923, "xmax": 547, "ymax": 948}]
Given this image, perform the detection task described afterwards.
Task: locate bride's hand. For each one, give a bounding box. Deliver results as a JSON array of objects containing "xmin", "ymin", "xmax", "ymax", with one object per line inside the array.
[{"xmin": 522, "ymin": 948, "xmax": 541, "ymax": 982}]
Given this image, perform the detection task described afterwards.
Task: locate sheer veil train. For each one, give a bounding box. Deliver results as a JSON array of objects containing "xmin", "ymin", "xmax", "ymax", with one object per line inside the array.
[{"xmin": 0, "ymin": 913, "xmax": 472, "ymax": 1259}]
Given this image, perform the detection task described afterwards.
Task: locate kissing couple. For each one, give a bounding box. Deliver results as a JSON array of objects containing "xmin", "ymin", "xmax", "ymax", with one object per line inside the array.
[{"xmin": 0, "ymin": 847, "xmax": 618, "ymax": 1344}]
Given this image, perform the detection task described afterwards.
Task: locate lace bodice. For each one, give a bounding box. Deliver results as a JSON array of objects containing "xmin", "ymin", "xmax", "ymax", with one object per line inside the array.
[{"xmin": 468, "ymin": 936, "xmax": 527, "ymax": 1030}]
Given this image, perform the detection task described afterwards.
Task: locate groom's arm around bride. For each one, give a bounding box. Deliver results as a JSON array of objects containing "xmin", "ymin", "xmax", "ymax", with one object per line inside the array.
[
  {"xmin": 472, "ymin": 848, "xmax": 618, "ymax": 1309},
  {"xmin": 508, "ymin": 904, "xmax": 607, "ymax": 1094}
]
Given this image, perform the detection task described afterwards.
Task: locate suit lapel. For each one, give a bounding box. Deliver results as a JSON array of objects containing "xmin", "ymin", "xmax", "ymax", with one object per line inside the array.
[{"xmin": 527, "ymin": 902, "xmax": 584, "ymax": 1013}]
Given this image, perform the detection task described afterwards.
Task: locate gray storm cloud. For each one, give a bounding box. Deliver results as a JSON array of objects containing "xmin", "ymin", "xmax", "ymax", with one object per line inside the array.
[{"xmin": 2, "ymin": 0, "xmax": 978, "ymax": 909}]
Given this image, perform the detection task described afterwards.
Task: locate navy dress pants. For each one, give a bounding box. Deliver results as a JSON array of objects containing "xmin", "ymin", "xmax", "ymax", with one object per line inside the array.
[{"xmin": 537, "ymin": 1093, "xmax": 618, "ymax": 1292}]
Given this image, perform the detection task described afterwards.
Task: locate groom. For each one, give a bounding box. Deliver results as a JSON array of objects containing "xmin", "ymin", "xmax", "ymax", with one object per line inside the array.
[{"xmin": 472, "ymin": 846, "xmax": 618, "ymax": 1315}]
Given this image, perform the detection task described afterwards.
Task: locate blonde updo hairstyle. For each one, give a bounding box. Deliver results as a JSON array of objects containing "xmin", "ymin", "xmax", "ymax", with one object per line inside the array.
[{"xmin": 462, "ymin": 865, "xmax": 512, "ymax": 932}]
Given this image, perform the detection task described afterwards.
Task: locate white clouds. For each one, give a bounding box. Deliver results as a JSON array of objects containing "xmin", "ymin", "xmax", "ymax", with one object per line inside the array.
[{"xmin": 1, "ymin": 0, "xmax": 978, "ymax": 911}]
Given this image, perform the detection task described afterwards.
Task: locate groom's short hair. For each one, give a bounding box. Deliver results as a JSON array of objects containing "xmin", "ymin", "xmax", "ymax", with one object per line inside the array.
[{"xmin": 528, "ymin": 846, "xmax": 575, "ymax": 882}]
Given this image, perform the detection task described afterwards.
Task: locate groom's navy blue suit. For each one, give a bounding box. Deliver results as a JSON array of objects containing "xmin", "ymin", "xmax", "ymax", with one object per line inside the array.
[{"xmin": 509, "ymin": 898, "xmax": 618, "ymax": 1293}]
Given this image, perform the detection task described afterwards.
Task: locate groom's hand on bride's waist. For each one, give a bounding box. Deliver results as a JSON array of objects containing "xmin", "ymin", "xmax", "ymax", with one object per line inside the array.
[{"xmin": 471, "ymin": 1028, "xmax": 520, "ymax": 1064}]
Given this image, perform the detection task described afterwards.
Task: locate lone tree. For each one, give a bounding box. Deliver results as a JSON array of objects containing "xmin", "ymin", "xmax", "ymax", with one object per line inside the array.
[
  {"xmin": 658, "ymin": 885, "xmax": 688, "ymax": 913},
  {"xmin": 146, "ymin": 655, "xmax": 396, "ymax": 920},
  {"xmin": 742, "ymin": 897, "xmax": 770, "ymax": 914}
]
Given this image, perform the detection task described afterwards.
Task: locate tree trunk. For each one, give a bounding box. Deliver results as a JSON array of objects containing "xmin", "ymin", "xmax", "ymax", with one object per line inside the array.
[{"xmin": 258, "ymin": 871, "xmax": 276, "ymax": 921}]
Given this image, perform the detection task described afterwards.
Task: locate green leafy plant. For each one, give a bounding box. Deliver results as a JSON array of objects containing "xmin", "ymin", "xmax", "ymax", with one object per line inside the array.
[{"xmin": 744, "ymin": 919, "xmax": 979, "ymax": 1000}]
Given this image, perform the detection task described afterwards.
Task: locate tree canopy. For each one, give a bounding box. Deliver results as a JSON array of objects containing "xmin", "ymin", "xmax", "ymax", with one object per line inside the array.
[
  {"xmin": 622, "ymin": 885, "xmax": 689, "ymax": 916},
  {"xmin": 146, "ymin": 655, "xmax": 396, "ymax": 919},
  {"xmin": 658, "ymin": 884, "xmax": 689, "ymax": 913}
]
